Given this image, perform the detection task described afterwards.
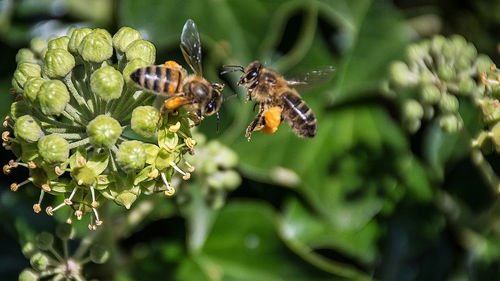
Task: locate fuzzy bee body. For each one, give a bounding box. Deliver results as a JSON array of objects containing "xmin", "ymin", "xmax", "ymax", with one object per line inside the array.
[
  {"xmin": 130, "ymin": 19, "xmax": 223, "ymax": 124},
  {"xmin": 235, "ymin": 61, "xmax": 318, "ymax": 140}
]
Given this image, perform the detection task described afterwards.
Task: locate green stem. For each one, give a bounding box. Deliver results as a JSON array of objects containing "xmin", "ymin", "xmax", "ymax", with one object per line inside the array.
[
  {"xmin": 64, "ymin": 73, "xmax": 92, "ymax": 117},
  {"xmin": 68, "ymin": 137, "xmax": 90, "ymax": 149},
  {"xmin": 64, "ymin": 103, "xmax": 89, "ymax": 125},
  {"xmin": 116, "ymin": 92, "xmax": 153, "ymax": 121},
  {"xmin": 44, "ymin": 127, "xmax": 85, "ymax": 134},
  {"xmin": 73, "ymin": 230, "xmax": 99, "ymax": 260},
  {"xmin": 57, "ymin": 133, "xmax": 88, "ymax": 140},
  {"xmin": 270, "ymin": 2, "xmax": 318, "ymax": 72},
  {"xmin": 471, "ymin": 148, "xmax": 500, "ymax": 193}
]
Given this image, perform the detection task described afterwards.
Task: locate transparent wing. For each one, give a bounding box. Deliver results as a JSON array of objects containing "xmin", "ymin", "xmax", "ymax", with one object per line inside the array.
[
  {"xmin": 180, "ymin": 19, "xmax": 203, "ymax": 76},
  {"xmin": 286, "ymin": 66, "xmax": 336, "ymax": 90}
]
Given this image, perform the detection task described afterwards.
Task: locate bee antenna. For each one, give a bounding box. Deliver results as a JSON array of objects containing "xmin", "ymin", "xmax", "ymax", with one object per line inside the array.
[
  {"xmin": 220, "ymin": 65, "xmax": 244, "ymax": 75},
  {"xmin": 222, "ymin": 94, "xmax": 237, "ymax": 102}
]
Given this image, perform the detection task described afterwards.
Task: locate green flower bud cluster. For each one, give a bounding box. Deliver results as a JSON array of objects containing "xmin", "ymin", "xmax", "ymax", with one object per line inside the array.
[
  {"xmin": 3, "ymin": 27, "xmax": 197, "ymax": 230},
  {"xmin": 19, "ymin": 227, "xmax": 109, "ymax": 281},
  {"xmin": 387, "ymin": 35, "xmax": 483, "ymax": 133},
  {"xmin": 179, "ymin": 134, "xmax": 241, "ymax": 209}
]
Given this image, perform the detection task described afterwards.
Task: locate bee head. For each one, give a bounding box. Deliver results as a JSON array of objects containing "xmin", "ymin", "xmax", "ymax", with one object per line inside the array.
[
  {"xmin": 238, "ymin": 61, "xmax": 262, "ymax": 89},
  {"xmin": 203, "ymin": 83, "xmax": 224, "ymax": 116}
]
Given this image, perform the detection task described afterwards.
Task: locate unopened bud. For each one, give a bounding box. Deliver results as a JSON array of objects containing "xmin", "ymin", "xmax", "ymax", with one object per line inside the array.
[
  {"xmin": 113, "ymin": 27, "xmax": 142, "ymax": 53},
  {"xmin": 125, "ymin": 39, "xmax": 156, "ymax": 65},
  {"xmin": 78, "ymin": 31, "xmax": 113, "ymax": 63},
  {"xmin": 14, "ymin": 115, "xmax": 42, "ymax": 143},
  {"xmin": 38, "ymin": 134, "xmax": 70, "ymax": 163},
  {"xmin": 131, "ymin": 106, "xmax": 159, "ymax": 138},
  {"xmin": 42, "ymin": 48, "xmax": 75, "ymax": 78},
  {"xmin": 87, "ymin": 115, "xmax": 122, "ymax": 148},
  {"xmin": 116, "ymin": 140, "xmax": 146, "ymax": 172},
  {"xmin": 38, "ymin": 80, "xmax": 70, "ymax": 115}
]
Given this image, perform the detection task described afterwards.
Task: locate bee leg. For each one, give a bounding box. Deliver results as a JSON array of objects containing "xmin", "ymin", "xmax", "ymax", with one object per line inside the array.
[
  {"xmin": 245, "ymin": 105, "xmax": 265, "ymax": 141},
  {"xmin": 188, "ymin": 112, "xmax": 203, "ymax": 127}
]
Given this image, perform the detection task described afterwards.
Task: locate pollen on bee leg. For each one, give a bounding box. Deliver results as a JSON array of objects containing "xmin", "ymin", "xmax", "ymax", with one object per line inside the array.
[
  {"xmin": 165, "ymin": 97, "xmax": 185, "ymax": 111},
  {"xmin": 164, "ymin": 60, "xmax": 183, "ymax": 69},
  {"xmin": 161, "ymin": 172, "xmax": 175, "ymax": 196}
]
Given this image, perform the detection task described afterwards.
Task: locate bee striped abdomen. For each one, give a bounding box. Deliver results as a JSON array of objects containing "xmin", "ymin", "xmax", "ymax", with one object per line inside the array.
[
  {"xmin": 130, "ymin": 66, "xmax": 183, "ymax": 95},
  {"xmin": 282, "ymin": 91, "xmax": 317, "ymax": 138}
]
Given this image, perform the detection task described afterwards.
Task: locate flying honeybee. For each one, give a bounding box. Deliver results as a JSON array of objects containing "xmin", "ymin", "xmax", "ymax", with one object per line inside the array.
[
  {"xmin": 222, "ymin": 61, "xmax": 334, "ymax": 141},
  {"xmin": 130, "ymin": 19, "xmax": 223, "ymax": 125}
]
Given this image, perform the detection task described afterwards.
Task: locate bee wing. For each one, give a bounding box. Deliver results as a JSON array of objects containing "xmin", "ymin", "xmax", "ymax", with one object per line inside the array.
[
  {"xmin": 285, "ymin": 66, "xmax": 336, "ymax": 90},
  {"xmin": 180, "ymin": 19, "xmax": 203, "ymax": 76}
]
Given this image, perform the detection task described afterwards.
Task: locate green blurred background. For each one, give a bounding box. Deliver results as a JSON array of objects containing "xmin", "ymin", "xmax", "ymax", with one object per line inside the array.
[{"xmin": 2, "ymin": 0, "xmax": 500, "ymax": 280}]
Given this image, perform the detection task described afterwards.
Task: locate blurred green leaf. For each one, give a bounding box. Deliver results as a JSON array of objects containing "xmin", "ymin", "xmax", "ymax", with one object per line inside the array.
[
  {"xmin": 279, "ymin": 198, "xmax": 379, "ymax": 267},
  {"xmin": 194, "ymin": 200, "xmax": 338, "ymax": 281},
  {"xmin": 328, "ymin": 0, "xmax": 410, "ymax": 104}
]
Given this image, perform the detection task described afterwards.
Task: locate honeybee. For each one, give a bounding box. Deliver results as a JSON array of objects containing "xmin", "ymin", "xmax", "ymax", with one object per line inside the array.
[
  {"xmin": 222, "ymin": 61, "xmax": 334, "ymax": 141},
  {"xmin": 130, "ymin": 19, "xmax": 223, "ymax": 125}
]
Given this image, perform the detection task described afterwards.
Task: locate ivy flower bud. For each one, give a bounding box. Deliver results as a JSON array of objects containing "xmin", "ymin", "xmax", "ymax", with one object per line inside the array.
[
  {"xmin": 125, "ymin": 39, "xmax": 156, "ymax": 65},
  {"xmin": 90, "ymin": 66, "xmax": 124, "ymax": 101},
  {"xmin": 113, "ymin": 27, "xmax": 141, "ymax": 53},
  {"xmin": 30, "ymin": 252, "xmax": 50, "ymax": 271},
  {"xmin": 93, "ymin": 28, "xmax": 113, "ymax": 42},
  {"xmin": 22, "ymin": 241, "xmax": 36, "ymax": 258},
  {"xmin": 47, "ymin": 36, "xmax": 70, "ymax": 51},
  {"xmin": 30, "ymin": 37, "xmax": 47, "ymax": 56},
  {"xmin": 116, "ymin": 140, "xmax": 146, "ymax": 172},
  {"xmin": 131, "ymin": 106, "xmax": 159, "ymax": 138},
  {"xmin": 78, "ymin": 32, "xmax": 113, "ymax": 63},
  {"xmin": 115, "ymin": 191, "xmax": 137, "ymax": 209},
  {"xmin": 123, "ymin": 58, "xmax": 149, "ymax": 84},
  {"xmin": 403, "ymin": 99, "xmax": 424, "ymax": 120},
  {"xmin": 389, "ymin": 61, "xmax": 414, "ymax": 87},
  {"xmin": 459, "ymin": 77, "xmax": 475, "ymax": 96},
  {"xmin": 87, "ymin": 115, "xmax": 122, "ymax": 148},
  {"xmin": 90, "ymin": 244, "xmax": 110, "ymax": 264},
  {"xmin": 16, "ymin": 48, "xmax": 36, "ymax": 64},
  {"xmin": 439, "ymin": 94, "xmax": 459, "ymax": 113},
  {"xmin": 68, "ymin": 28, "xmax": 92, "ymax": 53},
  {"xmin": 13, "ymin": 63, "xmax": 41, "ymax": 90},
  {"xmin": 439, "ymin": 114, "xmax": 462, "ymax": 133},
  {"xmin": 476, "ymin": 54, "xmax": 493, "ymax": 73},
  {"xmin": 14, "ymin": 115, "xmax": 42, "ymax": 143},
  {"xmin": 10, "ymin": 101, "xmax": 30, "ymax": 120},
  {"xmin": 42, "ymin": 48, "xmax": 75, "ymax": 78},
  {"xmin": 38, "ymin": 80, "xmax": 70, "ymax": 115},
  {"xmin": 38, "ymin": 134, "xmax": 69, "ymax": 163},
  {"xmin": 420, "ymin": 84, "xmax": 441, "ymax": 105},
  {"xmin": 19, "ymin": 269, "xmax": 39, "ymax": 281},
  {"xmin": 23, "ymin": 77, "xmax": 45, "ymax": 103},
  {"xmin": 35, "ymin": 232, "xmax": 54, "ymax": 250},
  {"xmin": 438, "ymin": 64, "xmax": 456, "ymax": 81}
]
